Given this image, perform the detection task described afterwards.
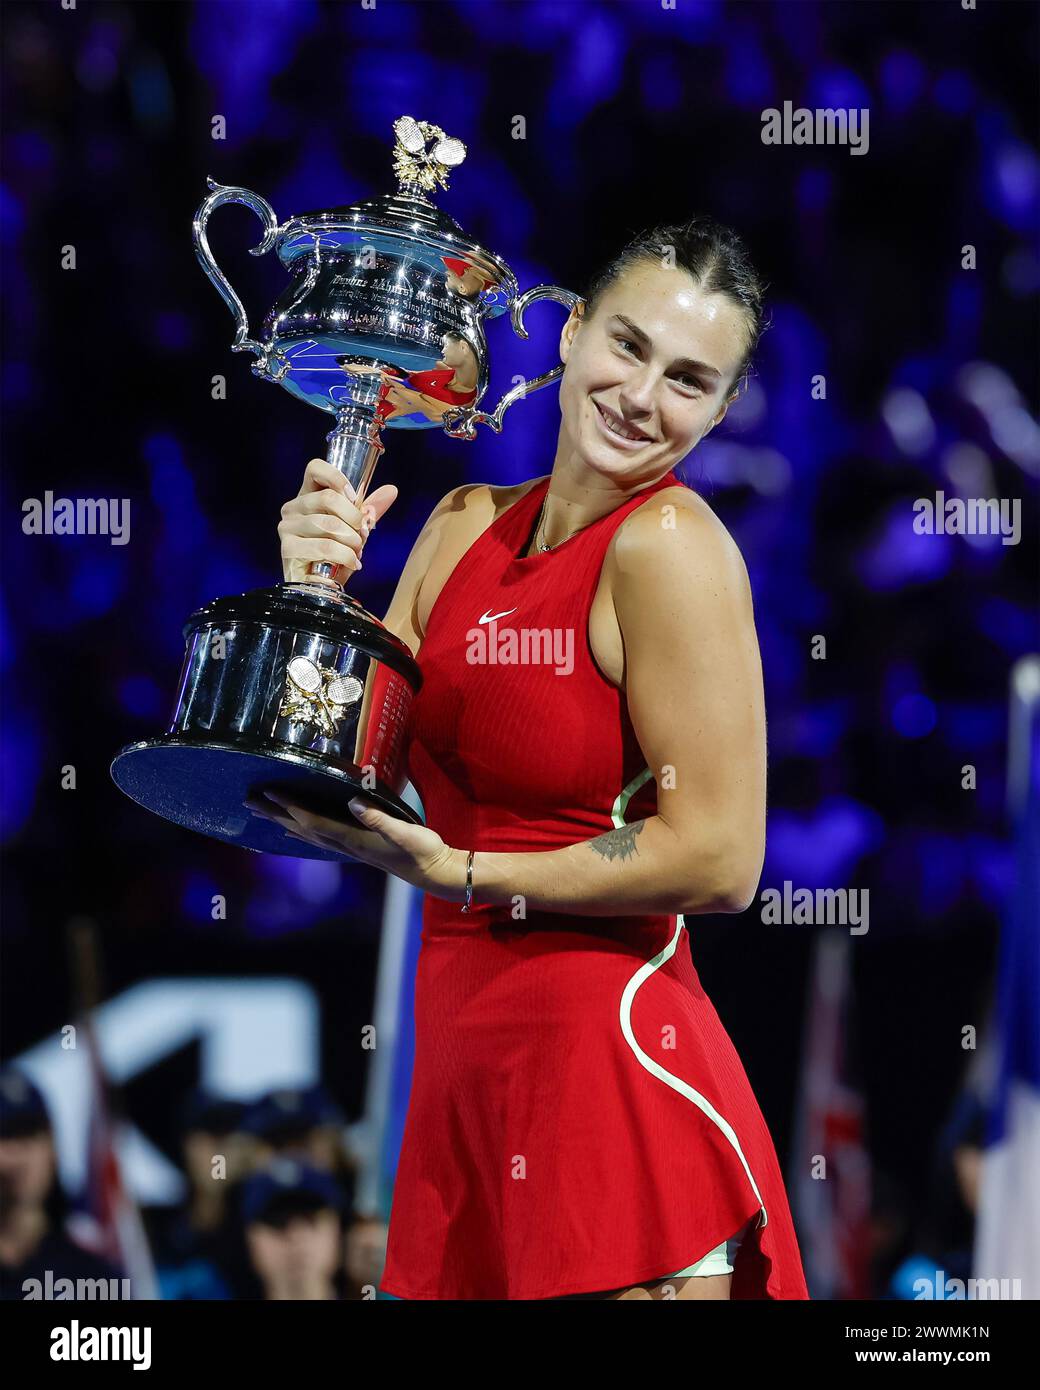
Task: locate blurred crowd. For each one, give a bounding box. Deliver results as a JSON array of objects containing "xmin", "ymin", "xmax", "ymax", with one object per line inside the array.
[
  {"xmin": 1, "ymin": 1061, "xmax": 992, "ymax": 1301},
  {"xmin": 0, "ymin": 1069, "xmax": 388, "ymax": 1301}
]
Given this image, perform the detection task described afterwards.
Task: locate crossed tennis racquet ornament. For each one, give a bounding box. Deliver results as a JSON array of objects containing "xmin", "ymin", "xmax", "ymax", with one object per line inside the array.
[{"xmin": 278, "ymin": 658, "xmax": 363, "ymax": 740}]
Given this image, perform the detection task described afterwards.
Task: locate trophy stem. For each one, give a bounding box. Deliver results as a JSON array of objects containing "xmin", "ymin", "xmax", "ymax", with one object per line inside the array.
[{"xmin": 310, "ymin": 363, "xmax": 394, "ymax": 584}]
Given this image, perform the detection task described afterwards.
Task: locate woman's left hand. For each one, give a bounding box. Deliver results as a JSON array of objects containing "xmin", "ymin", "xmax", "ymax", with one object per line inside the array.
[{"xmin": 245, "ymin": 790, "xmax": 467, "ymax": 902}]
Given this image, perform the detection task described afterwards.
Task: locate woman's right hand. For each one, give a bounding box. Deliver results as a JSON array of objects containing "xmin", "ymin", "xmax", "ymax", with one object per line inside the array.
[{"xmin": 279, "ymin": 458, "xmax": 399, "ymax": 586}]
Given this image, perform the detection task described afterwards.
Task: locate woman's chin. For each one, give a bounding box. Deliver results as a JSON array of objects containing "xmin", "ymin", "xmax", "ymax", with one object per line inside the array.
[{"xmin": 580, "ymin": 432, "xmax": 662, "ymax": 479}]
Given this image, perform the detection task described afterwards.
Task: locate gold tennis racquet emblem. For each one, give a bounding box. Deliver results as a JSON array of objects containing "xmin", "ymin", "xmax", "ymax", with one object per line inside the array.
[
  {"xmin": 278, "ymin": 657, "xmax": 363, "ymax": 738},
  {"xmin": 391, "ymin": 115, "xmax": 467, "ymax": 195}
]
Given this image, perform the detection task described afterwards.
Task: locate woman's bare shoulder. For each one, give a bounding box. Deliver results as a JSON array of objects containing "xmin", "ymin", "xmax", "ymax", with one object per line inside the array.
[
  {"xmin": 438, "ymin": 474, "xmax": 547, "ymax": 539},
  {"xmin": 617, "ymin": 480, "xmax": 728, "ymax": 538},
  {"xmin": 608, "ymin": 481, "xmax": 749, "ymax": 581}
]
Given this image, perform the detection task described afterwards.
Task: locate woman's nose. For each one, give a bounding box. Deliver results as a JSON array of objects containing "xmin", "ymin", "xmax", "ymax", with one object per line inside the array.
[{"xmin": 618, "ymin": 367, "xmax": 658, "ymax": 414}]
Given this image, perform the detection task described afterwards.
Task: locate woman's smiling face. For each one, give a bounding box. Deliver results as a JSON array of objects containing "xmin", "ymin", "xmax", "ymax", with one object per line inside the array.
[{"xmin": 557, "ymin": 259, "xmax": 750, "ymax": 482}]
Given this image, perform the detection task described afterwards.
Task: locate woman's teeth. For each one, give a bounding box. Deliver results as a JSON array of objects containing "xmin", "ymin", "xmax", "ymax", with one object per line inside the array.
[{"xmin": 597, "ymin": 403, "xmax": 646, "ymax": 441}]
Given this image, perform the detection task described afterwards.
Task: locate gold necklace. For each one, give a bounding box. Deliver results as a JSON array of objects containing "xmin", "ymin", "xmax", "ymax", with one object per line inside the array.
[
  {"xmin": 532, "ymin": 494, "xmax": 600, "ymax": 553},
  {"xmin": 533, "ymin": 498, "xmax": 555, "ymax": 551}
]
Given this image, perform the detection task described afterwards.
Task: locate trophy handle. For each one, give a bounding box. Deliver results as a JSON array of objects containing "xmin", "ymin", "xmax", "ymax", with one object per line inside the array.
[
  {"xmin": 441, "ymin": 283, "xmax": 582, "ymax": 439},
  {"xmin": 192, "ymin": 176, "xmax": 280, "ymax": 356}
]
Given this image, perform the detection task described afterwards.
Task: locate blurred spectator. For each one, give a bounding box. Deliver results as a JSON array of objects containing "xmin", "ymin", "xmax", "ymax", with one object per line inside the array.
[
  {"xmin": 145, "ymin": 1087, "xmax": 252, "ymax": 1300},
  {"xmin": 242, "ymin": 1085, "xmax": 358, "ymax": 1201},
  {"xmin": 239, "ymin": 1086, "xmax": 388, "ymax": 1297},
  {"xmin": 240, "ymin": 1158, "xmax": 348, "ymax": 1300},
  {"xmin": 344, "ymin": 1214, "xmax": 389, "ymax": 1298},
  {"xmin": 0, "ymin": 1070, "xmax": 124, "ymax": 1300}
]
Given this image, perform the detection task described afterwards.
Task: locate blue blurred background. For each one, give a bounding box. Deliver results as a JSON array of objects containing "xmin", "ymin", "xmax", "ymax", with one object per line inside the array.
[{"xmin": 1, "ymin": 0, "xmax": 1037, "ymax": 1301}]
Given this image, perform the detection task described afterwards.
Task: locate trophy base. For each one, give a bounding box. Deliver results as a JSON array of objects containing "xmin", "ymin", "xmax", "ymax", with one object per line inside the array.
[{"xmin": 110, "ymin": 734, "xmax": 423, "ymax": 860}]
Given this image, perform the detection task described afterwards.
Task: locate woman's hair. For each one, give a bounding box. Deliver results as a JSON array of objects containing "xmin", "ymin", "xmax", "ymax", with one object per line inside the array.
[{"xmin": 582, "ymin": 215, "xmax": 769, "ymax": 395}]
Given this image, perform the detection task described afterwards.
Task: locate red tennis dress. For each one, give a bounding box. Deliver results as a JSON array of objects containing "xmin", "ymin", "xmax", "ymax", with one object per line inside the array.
[{"xmin": 379, "ymin": 470, "xmax": 809, "ymax": 1300}]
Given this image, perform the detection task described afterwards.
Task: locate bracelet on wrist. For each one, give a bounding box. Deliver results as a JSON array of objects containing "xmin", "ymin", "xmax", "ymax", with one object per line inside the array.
[{"xmin": 460, "ymin": 849, "xmax": 474, "ymax": 913}]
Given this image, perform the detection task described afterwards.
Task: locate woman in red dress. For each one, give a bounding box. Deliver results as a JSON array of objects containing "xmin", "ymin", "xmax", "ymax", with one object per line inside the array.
[{"xmin": 257, "ymin": 216, "xmax": 810, "ymax": 1301}]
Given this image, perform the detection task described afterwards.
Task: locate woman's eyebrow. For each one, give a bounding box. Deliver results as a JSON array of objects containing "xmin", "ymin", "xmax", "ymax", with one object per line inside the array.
[{"xmin": 610, "ymin": 314, "xmax": 722, "ymax": 379}]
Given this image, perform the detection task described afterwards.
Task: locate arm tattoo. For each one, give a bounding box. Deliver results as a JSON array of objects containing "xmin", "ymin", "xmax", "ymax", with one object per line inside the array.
[{"xmin": 586, "ymin": 819, "xmax": 646, "ymax": 863}]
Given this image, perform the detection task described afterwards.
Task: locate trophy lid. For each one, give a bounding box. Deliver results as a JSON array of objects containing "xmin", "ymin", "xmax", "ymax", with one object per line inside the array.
[{"xmin": 273, "ymin": 117, "xmax": 516, "ymax": 305}]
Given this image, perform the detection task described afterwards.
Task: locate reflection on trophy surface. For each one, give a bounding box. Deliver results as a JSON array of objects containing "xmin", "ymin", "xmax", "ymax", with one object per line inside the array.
[
  {"xmin": 344, "ymin": 333, "xmax": 480, "ymax": 425},
  {"xmin": 110, "ymin": 114, "xmax": 579, "ymax": 859},
  {"xmin": 443, "ymin": 256, "xmax": 500, "ymax": 299}
]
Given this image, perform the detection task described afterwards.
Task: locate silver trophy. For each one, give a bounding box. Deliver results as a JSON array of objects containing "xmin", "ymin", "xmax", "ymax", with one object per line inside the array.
[{"xmin": 110, "ymin": 116, "xmax": 578, "ymax": 858}]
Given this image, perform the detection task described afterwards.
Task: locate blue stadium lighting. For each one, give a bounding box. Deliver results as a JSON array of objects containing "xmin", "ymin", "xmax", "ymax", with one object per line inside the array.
[
  {"xmin": 153, "ymin": 311, "xmax": 193, "ymax": 353},
  {"xmin": 69, "ymin": 551, "xmax": 123, "ymax": 619},
  {"xmin": 879, "ymin": 50, "xmax": 927, "ymax": 114},
  {"xmin": 181, "ymin": 872, "xmax": 225, "ymax": 925},
  {"xmin": 892, "ymin": 693, "xmax": 939, "ymax": 739},
  {"xmin": 933, "ymin": 69, "xmax": 976, "ymax": 116},
  {"xmin": 117, "ymin": 675, "xmax": 164, "ymax": 721},
  {"xmin": 0, "ymin": 722, "xmax": 41, "ymax": 842}
]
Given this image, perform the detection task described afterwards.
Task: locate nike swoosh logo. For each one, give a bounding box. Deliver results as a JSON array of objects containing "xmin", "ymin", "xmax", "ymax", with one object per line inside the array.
[{"xmin": 478, "ymin": 607, "xmax": 518, "ymax": 624}]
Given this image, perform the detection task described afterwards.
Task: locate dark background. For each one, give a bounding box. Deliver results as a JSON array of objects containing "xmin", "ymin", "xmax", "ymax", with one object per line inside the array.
[{"xmin": 2, "ymin": 0, "xmax": 1037, "ymax": 1296}]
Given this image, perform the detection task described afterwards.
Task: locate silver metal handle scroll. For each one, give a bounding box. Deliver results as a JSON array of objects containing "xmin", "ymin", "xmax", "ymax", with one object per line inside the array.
[
  {"xmin": 192, "ymin": 176, "xmax": 280, "ymax": 357},
  {"xmin": 441, "ymin": 283, "xmax": 582, "ymax": 439}
]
